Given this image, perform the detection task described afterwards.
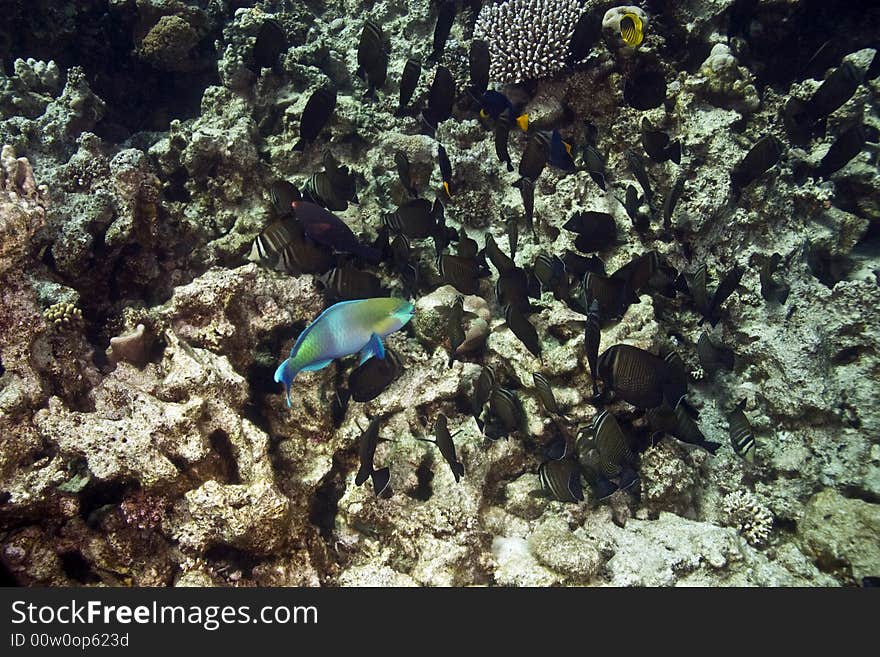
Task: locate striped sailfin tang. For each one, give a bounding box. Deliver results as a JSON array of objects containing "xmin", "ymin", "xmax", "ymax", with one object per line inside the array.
[
  {"xmin": 593, "ymin": 410, "xmax": 633, "ymax": 476},
  {"xmin": 539, "ymin": 460, "xmax": 583, "ymax": 503},
  {"xmin": 532, "ymin": 372, "xmax": 561, "ymax": 416},
  {"xmin": 728, "ymin": 400, "xmax": 755, "ymax": 463}
]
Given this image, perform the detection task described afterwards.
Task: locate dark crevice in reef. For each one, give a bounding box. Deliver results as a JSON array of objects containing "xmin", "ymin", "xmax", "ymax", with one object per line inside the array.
[
  {"xmin": 407, "ymin": 459, "xmax": 434, "ymax": 502},
  {"xmin": 727, "ymin": 0, "xmax": 880, "ymax": 90},
  {"xmin": 203, "ymin": 545, "xmax": 265, "ymax": 580},
  {"xmin": 78, "ymin": 479, "xmax": 133, "ymax": 527},
  {"xmin": 208, "ymin": 429, "xmax": 241, "ymax": 485},
  {"xmin": 0, "ymin": 1, "xmax": 221, "ymax": 136},
  {"xmin": 0, "ymin": 557, "xmax": 20, "ymax": 586},
  {"xmin": 59, "ymin": 550, "xmax": 101, "ymax": 584},
  {"xmin": 841, "ymin": 486, "xmax": 880, "ymax": 505},
  {"xmin": 308, "ymin": 447, "xmax": 357, "ymax": 541}
]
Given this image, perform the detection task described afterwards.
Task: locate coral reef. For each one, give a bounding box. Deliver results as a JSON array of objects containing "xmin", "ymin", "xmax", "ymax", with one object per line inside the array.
[
  {"xmin": 721, "ymin": 489, "xmax": 774, "ymax": 547},
  {"xmin": 1, "ymin": 0, "xmax": 878, "ymax": 588},
  {"xmin": 475, "ymin": 0, "xmax": 583, "ymax": 83}
]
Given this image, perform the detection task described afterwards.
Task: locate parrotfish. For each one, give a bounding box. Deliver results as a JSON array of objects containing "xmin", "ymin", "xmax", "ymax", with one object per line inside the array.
[{"xmin": 274, "ymin": 298, "xmax": 415, "ymax": 406}]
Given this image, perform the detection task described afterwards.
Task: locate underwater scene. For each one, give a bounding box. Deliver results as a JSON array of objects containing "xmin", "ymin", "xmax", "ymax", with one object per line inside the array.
[{"xmin": 0, "ymin": 0, "xmax": 878, "ymax": 588}]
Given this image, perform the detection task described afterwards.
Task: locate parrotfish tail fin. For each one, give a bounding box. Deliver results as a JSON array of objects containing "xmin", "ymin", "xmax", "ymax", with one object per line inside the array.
[
  {"xmin": 359, "ymin": 333, "xmax": 386, "ymax": 365},
  {"xmin": 371, "ymin": 467, "xmax": 391, "ymax": 497},
  {"xmin": 516, "ymin": 114, "xmax": 529, "ymax": 132},
  {"xmin": 453, "ymin": 462, "xmax": 465, "ymax": 483},
  {"xmin": 274, "ymin": 358, "xmax": 296, "ymax": 408}
]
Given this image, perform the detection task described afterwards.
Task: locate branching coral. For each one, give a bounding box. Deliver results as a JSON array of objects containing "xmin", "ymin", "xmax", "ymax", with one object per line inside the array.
[
  {"xmin": 722, "ymin": 490, "xmax": 774, "ymax": 547},
  {"xmin": 474, "ymin": 0, "xmax": 583, "ymax": 84}
]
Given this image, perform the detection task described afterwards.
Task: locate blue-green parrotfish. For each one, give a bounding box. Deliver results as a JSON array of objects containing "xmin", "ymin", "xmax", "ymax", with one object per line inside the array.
[{"xmin": 274, "ymin": 297, "xmax": 415, "ymax": 406}]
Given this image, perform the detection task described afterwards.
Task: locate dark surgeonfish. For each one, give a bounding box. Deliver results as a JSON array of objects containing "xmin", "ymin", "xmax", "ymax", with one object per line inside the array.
[
  {"xmin": 662, "ymin": 175, "xmax": 685, "ymax": 229},
  {"xmin": 583, "ymin": 271, "xmax": 635, "ymax": 322},
  {"xmin": 728, "ymin": 399, "xmax": 755, "ymax": 463},
  {"xmin": 252, "ymin": 19, "xmax": 287, "ymax": 72},
  {"xmin": 384, "ymin": 198, "xmax": 436, "ymax": 238},
  {"xmin": 760, "ymin": 253, "xmax": 790, "ymax": 304},
  {"xmin": 590, "ymin": 410, "xmax": 638, "ymax": 488},
  {"xmin": 815, "ymin": 123, "xmax": 866, "ymax": 178},
  {"xmin": 467, "ymin": 39, "xmax": 490, "ymax": 100},
  {"xmin": 513, "ymin": 177, "xmax": 536, "ymax": 236},
  {"xmin": 487, "ymin": 386, "xmax": 523, "ymax": 438},
  {"xmin": 641, "ymin": 118, "xmax": 681, "ymax": 164},
  {"xmin": 506, "ymin": 216, "xmax": 519, "ymax": 261},
  {"xmin": 532, "ymin": 372, "xmax": 564, "ymax": 417},
  {"xmin": 624, "ymin": 148, "xmax": 653, "ymax": 205},
  {"xmin": 548, "ymin": 129, "xmax": 576, "ymax": 172},
  {"xmin": 269, "ymin": 180, "xmax": 301, "ymax": 217},
  {"xmin": 519, "ymin": 131, "xmax": 550, "ymax": 182},
  {"xmin": 355, "ymin": 416, "xmax": 392, "ymax": 497},
  {"xmin": 624, "ymin": 183, "xmax": 647, "ymax": 231},
  {"xmin": 397, "ymin": 58, "xmax": 421, "ymax": 115},
  {"xmin": 249, "ymin": 216, "xmax": 333, "ymax": 275},
  {"xmin": 563, "ymin": 211, "xmax": 617, "ymax": 252},
  {"xmin": 494, "ymin": 109, "xmax": 516, "ymax": 171},
  {"xmin": 322, "ymin": 151, "xmax": 358, "ymax": 205},
  {"xmin": 646, "ymin": 399, "xmax": 720, "ymax": 454},
  {"xmin": 696, "ymin": 331, "xmax": 734, "ymax": 374},
  {"xmin": 705, "ymin": 265, "xmax": 743, "ymax": 326},
  {"xmin": 447, "ymin": 294, "xmax": 466, "ymax": 367},
  {"xmin": 294, "ymin": 84, "xmax": 337, "ymax": 151},
  {"xmin": 730, "ymin": 135, "xmax": 783, "ymax": 192},
  {"xmin": 567, "ymin": 9, "xmax": 601, "ymax": 64},
  {"xmin": 395, "ymin": 151, "xmax": 418, "ymax": 197},
  {"xmin": 479, "ymin": 90, "xmax": 529, "ymax": 129},
  {"xmin": 504, "ymin": 304, "xmax": 542, "ymax": 359},
  {"xmin": 421, "ymin": 65, "xmax": 455, "ymax": 134},
  {"xmin": 420, "ymin": 414, "xmax": 465, "ymax": 482},
  {"xmin": 533, "ymin": 252, "xmax": 569, "ymax": 302},
  {"xmin": 471, "ymin": 364, "xmax": 496, "ymax": 424},
  {"xmin": 390, "ymin": 233, "xmax": 418, "ymax": 293},
  {"xmin": 538, "ymin": 459, "xmax": 583, "ymax": 503},
  {"xmin": 428, "ymin": 0, "xmax": 456, "ymax": 64},
  {"xmin": 597, "ymin": 344, "xmax": 687, "ymax": 409},
  {"xmin": 582, "ymin": 122, "xmax": 607, "ymax": 191},
  {"xmin": 806, "ymin": 61, "xmax": 862, "ymax": 123},
  {"xmin": 684, "ymin": 263, "xmax": 743, "ymax": 327},
  {"xmin": 292, "ymin": 201, "xmax": 381, "ymax": 263},
  {"xmin": 484, "ymin": 233, "xmax": 516, "ymax": 275},
  {"xmin": 319, "ymin": 264, "xmax": 384, "ymax": 301},
  {"xmin": 349, "ymin": 348, "xmax": 402, "ymax": 402},
  {"xmin": 356, "ymin": 20, "xmax": 389, "ymax": 99},
  {"xmin": 437, "ymin": 144, "xmax": 453, "ymax": 198},
  {"xmin": 495, "ymin": 268, "xmax": 532, "ymax": 313},
  {"xmin": 563, "ymin": 251, "xmax": 606, "ymax": 278},
  {"xmin": 457, "ymin": 228, "xmax": 479, "ymax": 259},
  {"xmin": 437, "ymin": 253, "xmax": 481, "ymax": 295},
  {"xmin": 584, "ymin": 299, "xmax": 601, "ymax": 397}
]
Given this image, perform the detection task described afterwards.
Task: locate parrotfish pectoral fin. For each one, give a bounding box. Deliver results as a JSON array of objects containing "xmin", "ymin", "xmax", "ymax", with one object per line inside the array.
[
  {"xmin": 359, "ymin": 333, "xmax": 386, "ymax": 365},
  {"xmin": 516, "ymin": 114, "xmax": 529, "ymax": 132}
]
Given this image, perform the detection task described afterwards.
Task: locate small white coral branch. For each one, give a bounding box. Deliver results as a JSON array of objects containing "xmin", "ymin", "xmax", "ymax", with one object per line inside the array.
[{"xmin": 722, "ymin": 489, "xmax": 773, "ymax": 547}]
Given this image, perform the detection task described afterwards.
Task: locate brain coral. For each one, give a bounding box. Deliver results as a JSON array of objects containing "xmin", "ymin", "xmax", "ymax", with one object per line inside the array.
[{"xmin": 474, "ymin": 0, "xmax": 583, "ymax": 84}]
